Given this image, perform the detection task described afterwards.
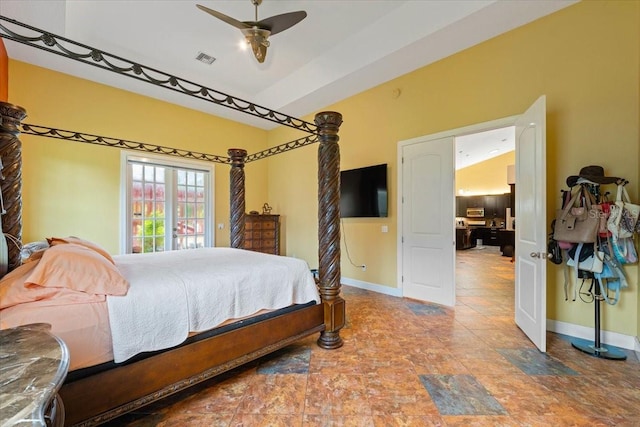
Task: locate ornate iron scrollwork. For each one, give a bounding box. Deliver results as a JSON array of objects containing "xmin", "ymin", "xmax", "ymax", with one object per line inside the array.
[
  {"xmin": 20, "ymin": 124, "xmax": 231, "ymax": 164},
  {"xmin": 246, "ymin": 135, "xmax": 319, "ymax": 163},
  {"xmin": 0, "ymin": 16, "xmax": 318, "ymax": 134}
]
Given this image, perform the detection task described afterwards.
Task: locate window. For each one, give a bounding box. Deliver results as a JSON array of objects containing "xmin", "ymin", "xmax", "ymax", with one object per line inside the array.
[{"xmin": 121, "ymin": 152, "xmax": 214, "ymax": 254}]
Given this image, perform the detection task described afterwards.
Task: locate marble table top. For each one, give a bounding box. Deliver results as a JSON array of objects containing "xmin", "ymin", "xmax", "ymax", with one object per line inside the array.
[{"xmin": 0, "ymin": 323, "xmax": 69, "ymax": 426}]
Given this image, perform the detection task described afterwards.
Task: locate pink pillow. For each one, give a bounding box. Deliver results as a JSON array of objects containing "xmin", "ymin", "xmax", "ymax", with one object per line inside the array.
[
  {"xmin": 0, "ymin": 262, "xmax": 58, "ymax": 309},
  {"xmin": 25, "ymin": 243, "xmax": 129, "ymax": 296},
  {"xmin": 47, "ymin": 236, "xmax": 115, "ymax": 264}
]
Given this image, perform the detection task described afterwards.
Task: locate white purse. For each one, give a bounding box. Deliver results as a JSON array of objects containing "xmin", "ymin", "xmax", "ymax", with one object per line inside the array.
[
  {"xmin": 566, "ymin": 243, "xmax": 604, "ymax": 273},
  {"xmin": 567, "ymin": 251, "xmax": 604, "ymax": 273}
]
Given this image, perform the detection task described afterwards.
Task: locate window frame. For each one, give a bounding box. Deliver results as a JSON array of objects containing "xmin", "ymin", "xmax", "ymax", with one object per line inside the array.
[{"xmin": 119, "ymin": 151, "xmax": 215, "ymax": 254}]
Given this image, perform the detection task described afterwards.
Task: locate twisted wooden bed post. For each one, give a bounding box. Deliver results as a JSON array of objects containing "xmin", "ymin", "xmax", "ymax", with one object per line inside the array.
[
  {"xmin": 228, "ymin": 148, "xmax": 247, "ymax": 249},
  {"xmin": 0, "ymin": 101, "xmax": 26, "ymax": 274},
  {"xmin": 315, "ymin": 111, "xmax": 345, "ymax": 349}
]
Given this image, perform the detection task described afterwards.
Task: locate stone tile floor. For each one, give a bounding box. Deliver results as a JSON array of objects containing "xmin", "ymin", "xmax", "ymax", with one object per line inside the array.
[{"xmin": 105, "ymin": 246, "xmax": 639, "ymax": 426}]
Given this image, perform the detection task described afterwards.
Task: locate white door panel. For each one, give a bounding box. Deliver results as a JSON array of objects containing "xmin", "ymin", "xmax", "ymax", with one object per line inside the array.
[
  {"xmin": 514, "ymin": 95, "xmax": 547, "ymax": 352},
  {"xmin": 401, "ymin": 137, "xmax": 455, "ymax": 306}
]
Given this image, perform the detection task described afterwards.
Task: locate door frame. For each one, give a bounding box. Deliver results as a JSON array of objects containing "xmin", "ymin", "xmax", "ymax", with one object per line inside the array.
[{"xmin": 397, "ymin": 115, "xmax": 518, "ymax": 296}]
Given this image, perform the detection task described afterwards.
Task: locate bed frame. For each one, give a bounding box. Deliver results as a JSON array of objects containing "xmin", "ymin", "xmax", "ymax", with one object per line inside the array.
[{"xmin": 0, "ymin": 17, "xmax": 344, "ymax": 427}]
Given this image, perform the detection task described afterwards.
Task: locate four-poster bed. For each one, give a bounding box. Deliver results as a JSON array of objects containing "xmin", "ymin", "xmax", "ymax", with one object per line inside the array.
[{"xmin": 0, "ymin": 16, "xmax": 344, "ymax": 427}]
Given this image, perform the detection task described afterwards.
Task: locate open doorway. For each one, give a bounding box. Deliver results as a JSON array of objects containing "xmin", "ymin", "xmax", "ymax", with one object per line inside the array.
[
  {"xmin": 399, "ymin": 95, "xmax": 548, "ymax": 350},
  {"xmin": 454, "ymin": 126, "xmax": 516, "ymax": 323}
]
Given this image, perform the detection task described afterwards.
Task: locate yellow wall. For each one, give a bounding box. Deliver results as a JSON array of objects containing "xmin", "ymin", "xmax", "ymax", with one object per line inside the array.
[
  {"xmin": 456, "ymin": 152, "xmax": 515, "ymax": 196},
  {"xmin": 268, "ymin": 1, "xmax": 639, "ymax": 337},
  {"xmin": 8, "ymin": 61, "xmax": 269, "ymax": 253},
  {"xmin": 0, "ymin": 38, "xmax": 7, "ymax": 101}
]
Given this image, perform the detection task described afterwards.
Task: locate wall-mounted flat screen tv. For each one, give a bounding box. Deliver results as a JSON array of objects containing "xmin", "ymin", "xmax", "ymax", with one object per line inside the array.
[{"xmin": 340, "ymin": 163, "xmax": 388, "ymax": 218}]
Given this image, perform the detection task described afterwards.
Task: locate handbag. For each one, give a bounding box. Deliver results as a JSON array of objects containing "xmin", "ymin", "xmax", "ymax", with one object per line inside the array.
[
  {"xmin": 607, "ymin": 184, "xmax": 640, "ymax": 239},
  {"xmin": 547, "ymin": 220, "xmax": 563, "ymax": 264},
  {"xmin": 566, "ymin": 249, "xmax": 604, "ymax": 273},
  {"xmin": 594, "ymin": 253, "xmax": 629, "ymax": 305},
  {"xmin": 595, "ymin": 193, "xmax": 613, "ymax": 237},
  {"xmin": 609, "ymin": 236, "xmax": 638, "ymax": 265},
  {"xmin": 566, "ymin": 243, "xmax": 603, "ymax": 273},
  {"xmin": 553, "ymin": 186, "xmax": 600, "ymax": 244}
]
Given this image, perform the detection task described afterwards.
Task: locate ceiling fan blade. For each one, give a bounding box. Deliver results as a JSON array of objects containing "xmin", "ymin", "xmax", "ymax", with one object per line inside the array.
[
  {"xmin": 256, "ymin": 11, "xmax": 307, "ymax": 36},
  {"xmin": 196, "ymin": 4, "xmax": 250, "ymax": 30}
]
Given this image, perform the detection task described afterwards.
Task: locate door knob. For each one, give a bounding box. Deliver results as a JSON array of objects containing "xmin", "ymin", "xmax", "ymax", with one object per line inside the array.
[{"xmin": 530, "ymin": 252, "xmax": 553, "ymax": 259}]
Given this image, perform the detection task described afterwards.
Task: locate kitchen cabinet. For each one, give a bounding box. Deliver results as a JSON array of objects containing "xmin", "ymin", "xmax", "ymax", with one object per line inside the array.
[
  {"xmin": 483, "ymin": 195, "xmax": 498, "ymax": 218},
  {"xmin": 466, "ymin": 195, "xmax": 483, "ymax": 209},
  {"xmin": 455, "ymin": 197, "xmax": 467, "ymax": 217},
  {"xmin": 509, "ymin": 184, "xmax": 515, "ymax": 216},
  {"xmin": 471, "ymin": 227, "xmax": 500, "ymax": 246},
  {"xmin": 457, "ymin": 193, "xmax": 510, "ymax": 219},
  {"xmin": 482, "ymin": 194, "xmax": 510, "ymax": 219}
]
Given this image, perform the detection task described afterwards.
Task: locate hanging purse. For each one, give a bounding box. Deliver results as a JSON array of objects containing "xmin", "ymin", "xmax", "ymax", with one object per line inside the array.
[
  {"xmin": 566, "ymin": 243, "xmax": 604, "ymax": 273},
  {"xmin": 547, "ymin": 220, "xmax": 563, "ymax": 265},
  {"xmin": 553, "ymin": 186, "xmax": 600, "ymax": 244},
  {"xmin": 609, "ymin": 236, "xmax": 638, "ymax": 265},
  {"xmin": 566, "ymin": 250, "xmax": 604, "ymax": 273},
  {"xmin": 594, "ymin": 253, "xmax": 629, "ymax": 305},
  {"xmin": 607, "ymin": 184, "xmax": 640, "ymax": 239},
  {"xmin": 595, "ymin": 192, "xmax": 613, "ymax": 237}
]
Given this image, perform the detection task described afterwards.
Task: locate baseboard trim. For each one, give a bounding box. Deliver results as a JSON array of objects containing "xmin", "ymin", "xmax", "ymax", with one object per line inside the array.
[
  {"xmin": 340, "ymin": 277, "xmax": 402, "ymax": 297},
  {"xmin": 547, "ymin": 319, "xmax": 637, "ymax": 351}
]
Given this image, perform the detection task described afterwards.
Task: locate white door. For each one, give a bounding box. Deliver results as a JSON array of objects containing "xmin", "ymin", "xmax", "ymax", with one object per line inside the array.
[
  {"xmin": 401, "ymin": 137, "xmax": 455, "ymax": 306},
  {"xmin": 514, "ymin": 96, "xmax": 547, "ymax": 351}
]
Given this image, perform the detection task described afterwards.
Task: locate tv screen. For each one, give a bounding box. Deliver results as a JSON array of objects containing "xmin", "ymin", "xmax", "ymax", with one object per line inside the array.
[{"xmin": 340, "ymin": 163, "xmax": 388, "ymax": 218}]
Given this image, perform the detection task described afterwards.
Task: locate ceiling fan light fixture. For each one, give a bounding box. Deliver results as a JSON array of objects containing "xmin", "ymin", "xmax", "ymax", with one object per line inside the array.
[
  {"xmin": 241, "ymin": 27, "xmax": 271, "ymax": 63},
  {"xmin": 197, "ymin": 1, "xmax": 306, "ymax": 64}
]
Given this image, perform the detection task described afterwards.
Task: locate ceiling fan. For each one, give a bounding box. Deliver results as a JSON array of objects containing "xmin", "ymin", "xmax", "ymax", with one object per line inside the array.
[{"xmin": 196, "ymin": 0, "xmax": 307, "ymax": 64}]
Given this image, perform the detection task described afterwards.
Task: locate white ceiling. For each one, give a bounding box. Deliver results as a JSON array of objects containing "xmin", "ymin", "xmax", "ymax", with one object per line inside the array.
[
  {"xmin": 455, "ymin": 126, "xmax": 514, "ymax": 170},
  {"xmin": 1, "ymin": 0, "xmax": 574, "ymax": 162}
]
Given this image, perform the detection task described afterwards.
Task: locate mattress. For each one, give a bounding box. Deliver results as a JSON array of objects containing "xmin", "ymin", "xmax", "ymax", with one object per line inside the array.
[{"xmin": 0, "ymin": 300, "xmax": 112, "ymax": 370}]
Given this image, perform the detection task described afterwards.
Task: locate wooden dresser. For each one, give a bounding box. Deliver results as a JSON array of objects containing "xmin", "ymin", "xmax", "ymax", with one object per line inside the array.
[
  {"xmin": 244, "ymin": 213, "xmax": 280, "ymax": 255},
  {"xmin": 0, "ymin": 323, "xmax": 69, "ymax": 427}
]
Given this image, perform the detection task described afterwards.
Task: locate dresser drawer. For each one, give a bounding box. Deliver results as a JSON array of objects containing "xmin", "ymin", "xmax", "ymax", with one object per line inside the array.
[
  {"xmin": 248, "ymin": 231, "xmax": 262, "ymax": 239},
  {"xmin": 261, "ymin": 239, "xmax": 275, "ymax": 248},
  {"xmin": 261, "ymin": 230, "xmax": 275, "ymax": 239},
  {"xmin": 245, "ymin": 220, "xmax": 261, "ymax": 230},
  {"xmin": 261, "ymin": 221, "xmax": 276, "ymax": 230}
]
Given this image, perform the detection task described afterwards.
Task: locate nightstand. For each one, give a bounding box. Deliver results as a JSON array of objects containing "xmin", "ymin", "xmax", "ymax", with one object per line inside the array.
[{"xmin": 0, "ymin": 323, "xmax": 70, "ymax": 427}]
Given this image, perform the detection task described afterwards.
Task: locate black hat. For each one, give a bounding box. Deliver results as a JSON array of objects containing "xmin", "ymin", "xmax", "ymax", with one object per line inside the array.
[{"xmin": 566, "ymin": 165, "xmax": 619, "ymax": 187}]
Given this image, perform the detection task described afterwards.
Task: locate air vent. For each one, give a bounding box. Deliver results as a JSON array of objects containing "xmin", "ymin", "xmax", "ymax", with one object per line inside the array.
[{"xmin": 195, "ymin": 52, "xmax": 216, "ymax": 65}]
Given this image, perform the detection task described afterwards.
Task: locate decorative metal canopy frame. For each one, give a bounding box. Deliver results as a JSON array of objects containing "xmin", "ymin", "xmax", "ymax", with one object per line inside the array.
[
  {"xmin": 0, "ymin": 14, "xmax": 344, "ymax": 350},
  {"xmin": 19, "ymin": 123, "xmax": 319, "ymax": 164},
  {"xmin": 0, "ymin": 16, "xmax": 317, "ymax": 134}
]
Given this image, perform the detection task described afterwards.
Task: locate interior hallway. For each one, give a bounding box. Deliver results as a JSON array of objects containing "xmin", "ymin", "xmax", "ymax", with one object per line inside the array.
[{"xmin": 105, "ymin": 247, "xmax": 640, "ymax": 426}]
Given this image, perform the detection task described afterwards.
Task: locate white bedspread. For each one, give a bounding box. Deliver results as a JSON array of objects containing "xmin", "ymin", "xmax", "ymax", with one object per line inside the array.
[{"xmin": 107, "ymin": 248, "xmax": 319, "ymax": 363}]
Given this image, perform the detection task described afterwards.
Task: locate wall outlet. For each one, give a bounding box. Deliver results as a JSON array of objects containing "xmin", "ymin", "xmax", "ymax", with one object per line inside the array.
[
  {"xmin": 361, "ymin": 264, "xmax": 366, "ymax": 271},
  {"xmin": 381, "ymin": 225, "xmax": 388, "ymax": 233},
  {"xmin": 217, "ymin": 223, "xmax": 224, "ymax": 229}
]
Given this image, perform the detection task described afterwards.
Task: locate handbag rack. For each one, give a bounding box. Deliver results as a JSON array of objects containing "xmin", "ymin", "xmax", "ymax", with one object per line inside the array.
[{"xmin": 569, "ymin": 182, "xmax": 627, "ymax": 360}]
